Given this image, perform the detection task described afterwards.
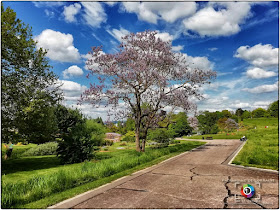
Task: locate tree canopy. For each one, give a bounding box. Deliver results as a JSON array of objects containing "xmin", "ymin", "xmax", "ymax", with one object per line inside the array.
[
  {"xmin": 1, "ymin": 4, "xmax": 61, "ymax": 143},
  {"xmin": 82, "ymin": 30, "xmax": 216, "ymax": 151}
]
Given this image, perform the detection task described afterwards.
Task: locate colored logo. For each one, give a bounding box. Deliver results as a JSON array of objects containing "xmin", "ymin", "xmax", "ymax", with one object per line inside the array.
[{"xmin": 241, "ymin": 184, "xmax": 255, "ymax": 198}]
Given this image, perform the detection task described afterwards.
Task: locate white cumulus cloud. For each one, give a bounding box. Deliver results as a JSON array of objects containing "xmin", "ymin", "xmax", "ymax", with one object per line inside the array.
[
  {"xmin": 172, "ymin": 45, "xmax": 184, "ymax": 52},
  {"xmin": 246, "ymin": 67, "xmax": 277, "ymax": 79},
  {"xmin": 242, "ymin": 82, "xmax": 278, "ymax": 93},
  {"xmin": 155, "ymin": 31, "xmax": 174, "ymax": 42},
  {"xmin": 183, "ymin": 2, "xmax": 251, "ymax": 37},
  {"xmin": 63, "ymin": 3, "xmax": 81, "ymax": 23},
  {"xmin": 121, "ymin": 2, "xmax": 196, "ymax": 24},
  {"xmin": 235, "ymin": 44, "xmax": 278, "ymax": 67},
  {"xmin": 58, "ymin": 80, "xmax": 87, "ymax": 101},
  {"xmin": 81, "ymin": 2, "xmax": 107, "ymax": 27},
  {"xmin": 107, "ymin": 27, "xmax": 130, "ymax": 42},
  {"xmin": 35, "ymin": 29, "xmax": 80, "ymax": 63},
  {"xmin": 63, "ymin": 65, "xmax": 83, "ymax": 79},
  {"xmin": 182, "ymin": 53, "xmax": 213, "ymax": 71}
]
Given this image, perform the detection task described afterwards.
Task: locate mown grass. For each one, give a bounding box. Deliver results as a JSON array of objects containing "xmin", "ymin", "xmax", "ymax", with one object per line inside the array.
[
  {"xmin": 183, "ymin": 118, "xmax": 278, "ymax": 170},
  {"xmin": 1, "ymin": 141, "xmax": 205, "ymax": 208},
  {"xmin": 232, "ymin": 118, "xmax": 278, "ymax": 171}
]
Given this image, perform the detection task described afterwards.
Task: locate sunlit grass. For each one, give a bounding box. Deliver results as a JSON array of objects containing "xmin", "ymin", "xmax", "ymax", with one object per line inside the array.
[{"xmin": 1, "ymin": 141, "xmax": 205, "ymax": 208}]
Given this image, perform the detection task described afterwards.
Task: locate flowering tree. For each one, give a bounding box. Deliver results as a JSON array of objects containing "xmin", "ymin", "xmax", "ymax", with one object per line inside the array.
[
  {"xmin": 225, "ymin": 118, "xmax": 239, "ymax": 132},
  {"xmin": 81, "ymin": 31, "xmax": 216, "ymax": 152},
  {"xmin": 188, "ymin": 116, "xmax": 199, "ymax": 131}
]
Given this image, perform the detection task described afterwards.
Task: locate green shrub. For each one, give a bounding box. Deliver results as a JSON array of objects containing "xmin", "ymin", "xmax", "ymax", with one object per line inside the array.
[
  {"xmin": 148, "ymin": 128, "xmax": 174, "ymax": 144},
  {"xmin": 57, "ymin": 124, "xmax": 96, "ymax": 164},
  {"xmin": 122, "ymin": 131, "xmax": 135, "ymax": 142},
  {"xmin": 102, "ymin": 140, "xmax": 114, "ymax": 146},
  {"xmin": 22, "ymin": 142, "xmax": 58, "ymax": 156}
]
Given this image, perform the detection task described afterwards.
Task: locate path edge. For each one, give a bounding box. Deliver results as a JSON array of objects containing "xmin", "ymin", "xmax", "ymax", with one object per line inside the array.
[
  {"xmin": 48, "ymin": 143, "xmax": 207, "ymax": 209},
  {"xmin": 226, "ymin": 140, "xmax": 278, "ymax": 174}
]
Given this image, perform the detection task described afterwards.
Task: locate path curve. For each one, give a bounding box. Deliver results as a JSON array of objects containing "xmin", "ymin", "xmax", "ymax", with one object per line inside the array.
[{"xmin": 51, "ymin": 140, "xmax": 279, "ymax": 209}]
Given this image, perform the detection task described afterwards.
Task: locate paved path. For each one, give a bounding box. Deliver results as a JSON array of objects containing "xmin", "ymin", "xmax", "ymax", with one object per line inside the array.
[{"xmin": 54, "ymin": 140, "xmax": 279, "ymax": 209}]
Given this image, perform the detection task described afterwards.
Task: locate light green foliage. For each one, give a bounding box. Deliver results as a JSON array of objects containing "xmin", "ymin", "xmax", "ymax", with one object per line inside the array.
[
  {"xmin": 122, "ymin": 131, "xmax": 135, "ymax": 142},
  {"xmin": 22, "ymin": 142, "xmax": 58, "ymax": 156},
  {"xmin": 85, "ymin": 119, "xmax": 106, "ymax": 146},
  {"xmin": 241, "ymin": 110, "xmax": 251, "ymax": 120}
]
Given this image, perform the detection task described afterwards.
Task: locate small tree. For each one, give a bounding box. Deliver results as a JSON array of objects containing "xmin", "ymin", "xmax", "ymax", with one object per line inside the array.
[
  {"xmin": 252, "ymin": 108, "xmax": 267, "ymax": 118},
  {"xmin": 81, "ymin": 31, "xmax": 216, "ymax": 152},
  {"xmin": 267, "ymin": 100, "xmax": 278, "ymax": 117},
  {"xmin": 225, "ymin": 118, "xmax": 239, "ymax": 132}
]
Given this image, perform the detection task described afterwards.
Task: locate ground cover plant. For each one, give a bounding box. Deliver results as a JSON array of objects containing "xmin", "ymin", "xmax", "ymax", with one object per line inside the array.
[{"xmin": 1, "ymin": 141, "xmax": 205, "ymax": 208}]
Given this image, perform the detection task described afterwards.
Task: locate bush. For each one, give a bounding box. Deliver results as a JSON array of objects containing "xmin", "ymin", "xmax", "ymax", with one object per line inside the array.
[
  {"xmin": 119, "ymin": 142, "xmax": 127, "ymax": 146},
  {"xmin": 57, "ymin": 124, "xmax": 96, "ymax": 164},
  {"xmin": 148, "ymin": 128, "xmax": 174, "ymax": 145},
  {"xmin": 122, "ymin": 131, "xmax": 135, "ymax": 142},
  {"xmin": 23, "ymin": 142, "xmax": 58, "ymax": 156},
  {"xmin": 102, "ymin": 140, "xmax": 114, "ymax": 146}
]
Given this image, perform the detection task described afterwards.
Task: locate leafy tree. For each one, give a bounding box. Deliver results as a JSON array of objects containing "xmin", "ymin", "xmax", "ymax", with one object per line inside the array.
[
  {"xmin": 241, "ymin": 110, "xmax": 251, "ymax": 120},
  {"xmin": 235, "ymin": 108, "xmax": 244, "ymax": 119},
  {"xmin": 54, "ymin": 104, "xmax": 84, "ymax": 138},
  {"xmin": 267, "ymin": 100, "xmax": 279, "ymax": 117},
  {"xmin": 56, "ymin": 123, "xmax": 95, "ymax": 164},
  {"xmin": 197, "ymin": 111, "xmax": 219, "ymax": 134},
  {"xmin": 217, "ymin": 117, "xmax": 228, "ymax": 131},
  {"xmin": 1, "ymin": 4, "xmax": 61, "ymax": 143},
  {"xmin": 221, "ymin": 110, "xmax": 232, "ymax": 118},
  {"xmin": 81, "ymin": 31, "xmax": 216, "ymax": 151},
  {"xmin": 148, "ymin": 128, "xmax": 174, "ymax": 146},
  {"xmin": 169, "ymin": 112, "xmax": 192, "ymax": 137},
  {"xmin": 252, "ymin": 108, "xmax": 267, "ymax": 118},
  {"xmin": 85, "ymin": 119, "xmax": 106, "ymax": 146},
  {"xmin": 95, "ymin": 117, "xmax": 104, "ymax": 125}
]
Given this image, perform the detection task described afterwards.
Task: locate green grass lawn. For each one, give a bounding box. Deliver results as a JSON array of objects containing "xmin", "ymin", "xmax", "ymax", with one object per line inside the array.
[
  {"xmin": 232, "ymin": 118, "xmax": 278, "ymax": 171},
  {"xmin": 1, "ymin": 140, "xmax": 205, "ymax": 208},
  {"xmin": 183, "ymin": 118, "xmax": 278, "ymax": 171}
]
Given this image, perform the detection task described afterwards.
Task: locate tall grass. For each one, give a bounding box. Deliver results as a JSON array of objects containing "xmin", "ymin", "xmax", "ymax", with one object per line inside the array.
[{"xmin": 1, "ymin": 141, "xmax": 204, "ymax": 208}]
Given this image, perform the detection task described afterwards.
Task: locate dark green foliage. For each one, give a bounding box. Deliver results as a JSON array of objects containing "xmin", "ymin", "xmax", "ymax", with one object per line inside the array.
[
  {"xmin": 169, "ymin": 112, "xmax": 192, "ymax": 137},
  {"xmin": 57, "ymin": 123, "xmax": 95, "ymax": 164},
  {"xmin": 267, "ymin": 100, "xmax": 278, "ymax": 117},
  {"xmin": 1, "ymin": 4, "xmax": 61, "ymax": 143},
  {"xmin": 197, "ymin": 111, "xmax": 219, "ymax": 134},
  {"xmin": 252, "ymin": 108, "xmax": 267, "ymax": 118},
  {"xmin": 54, "ymin": 105, "xmax": 84, "ymax": 137},
  {"xmin": 235, "ymin": 108, "xmax": 244, "ymax": 118},
  {"xmin": 148, "ymin": 128, "xmax": 174, "ymax": 145}
]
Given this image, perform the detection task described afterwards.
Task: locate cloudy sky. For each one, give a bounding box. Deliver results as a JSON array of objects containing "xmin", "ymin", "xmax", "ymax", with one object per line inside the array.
[{"xmin": 4, "ymin": 1, "xmax": 279, "ymax": 119}]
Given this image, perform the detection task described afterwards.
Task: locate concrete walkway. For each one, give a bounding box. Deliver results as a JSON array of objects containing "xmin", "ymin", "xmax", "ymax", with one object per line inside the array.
[{"xmin": 51, "ymin": 140, "xmax": 279, "ymax": 209}]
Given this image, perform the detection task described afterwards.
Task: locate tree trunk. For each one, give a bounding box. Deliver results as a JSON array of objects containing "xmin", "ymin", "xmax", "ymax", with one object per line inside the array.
[
  {"xmin": 135, "ymin": 126, "xmax": 141, "ymax": 152},
  {"xmin": 140, "ymin": 128, "xmax": 148, "ymax": 152}
]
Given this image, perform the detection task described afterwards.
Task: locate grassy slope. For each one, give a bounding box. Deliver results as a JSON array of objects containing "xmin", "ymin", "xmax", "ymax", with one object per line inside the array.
[
  {"xmin": 232, "ymin": 118, "xmax": 278, "ymax": 170},
  {"xmin": 1, "ymin": 141, "xmax": 205, "ymax": 208},
  {"xmin": 183, "ymin": 118, "xmax": 278, "ymax": 170}
]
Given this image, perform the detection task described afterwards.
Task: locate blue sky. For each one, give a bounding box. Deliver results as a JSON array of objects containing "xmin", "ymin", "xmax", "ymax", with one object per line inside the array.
[{"xmin": 3, "ymin": 1, "xmax": 279, "ymax": 119}]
